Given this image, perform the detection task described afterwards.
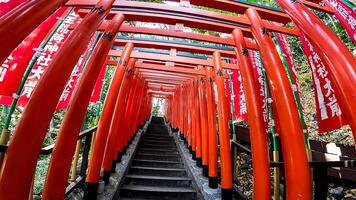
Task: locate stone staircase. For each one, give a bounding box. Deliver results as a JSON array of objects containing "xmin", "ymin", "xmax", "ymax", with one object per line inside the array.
[{"xmin": 117, "ymin": 117, "xmax": 198, "ymax": 200}]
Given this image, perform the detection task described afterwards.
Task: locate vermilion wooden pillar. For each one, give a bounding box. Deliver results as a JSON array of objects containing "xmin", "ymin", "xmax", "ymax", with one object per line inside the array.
[
  {"xmin": 187, "ymin": 85, "xmax": 193, "ymax": 148},
  {"xmin": 131, "ymin": 81, "xmax": 146, "ymax": 134},
  {"xmin": 197, "ymin": 66, "xmax": 209, "ymax": 177},
  {"xmin": 194, "ymin": 77, "xmax": 202, "ymax": 167},
  {"xmin": 118, "ymin": 69, "xmax": 141, "ymax": 155},
  {"xmin": 182, "ymin": 85, "xmax": 188, "ymax": 140},
  {"xmin": 85, "ymin": 56, "xmax": 135, "ymax": 197},
  {"xmin": 42, "ymin": 14, "xmax": 125, "ymax": 200},
  {"xmin": 132, "ymin": 80, "xmax": 146, "ymax": 134},
  {"xmin": 190, "ymin": 82, "xmax": 197, "ymax": 158},
  {"xmin": 232, "ymin": 29, "xmax": 270, "ymax": 199},
  {"xmin": 186, "ymin": 84, "xmax": 191, "ymax": 144},
  {"xmin": 275, "ymin": 0, "xmax": 356, "ymax": 140},
  {"xmin": 205, "ymin": 66, "xmax": 218, "ymax": 188},
  {"xmin": 174, "ymin": 92, "xmax": 178, "ymax": 129},
  {"xmin": 0, "ymin": 0, "xmax": 68, "ymax": 64},
  {"xmin": 0, "ymin": 1, "xmax": 115, "ymax": 199},
  {"xmin": 183, "ymin": 85, "xmax": 186, "ymax": 138},
  {"xmin": 101, "ymin": 67, "xmax": 138, "ymax": 184},
  {"xmin": 213, "ymin": 52, "xmax": 233, "ymax": 200},
  {"xmin": 246, "ymin": 8, "xmax": 311, "ymax": 199}
]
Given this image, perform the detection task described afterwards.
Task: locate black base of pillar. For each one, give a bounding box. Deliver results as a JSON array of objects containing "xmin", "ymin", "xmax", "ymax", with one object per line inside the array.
[
  {"xmin": 202, "ymin": 165, "xmax": 209, "ymax": 177},
  {"xmin": 111, "ymin": 160, "xmax": 117, "ymax": 173},
  {"xmin": 123, "ymin": 146, "xmax": 128, "ymax": 154},
  {"xmin": 180, "ymin": 134, "xmax": 184, "ymax": 140},
  {"xmin": 103, "ymin": 171, "xmax": 110, "ymax": 185},
  {"xmin": 117, "ymin": 152, "xmax": 122, "ymax": 162},
  {"xmin": 192, "ymin": 151, "xmax": 196, "ymax": 160},
  {"xmin": 209, "ymin": 176, "xmax": 218, "ymax": 189},
  {"xmin": 84, "ymin": 182, "xmax": 98, "ymax": 200},
  {"xmin": 196, "ymin": 158, "xmax": 202, "ymax": 167},
  {"xmin": 221, "ymin": 188, "xmax": 232, "ymax": 200},
  {"xmin": 189, "ymin": 146, "xmax": 192, "ymax": 154}
]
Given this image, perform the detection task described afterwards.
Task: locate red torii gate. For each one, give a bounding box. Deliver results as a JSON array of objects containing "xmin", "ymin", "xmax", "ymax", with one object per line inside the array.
[{"xmin": 0, "ymin": 0, "xmax": 355, "ymax": 200}]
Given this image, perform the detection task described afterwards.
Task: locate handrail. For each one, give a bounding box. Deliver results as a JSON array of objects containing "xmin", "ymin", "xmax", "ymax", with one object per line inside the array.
[
  {"xmin": 0, "ymin": 126, "xmax": 97, "ymax": 155},
  {"xmin": 230, "ymin": 126, "xmax": 356, "ymax": 200}
]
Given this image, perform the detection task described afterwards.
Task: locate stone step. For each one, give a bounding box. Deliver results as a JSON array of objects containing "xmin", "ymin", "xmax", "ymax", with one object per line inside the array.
[
  {"xmin": 124, "ymin": 174, "xmax": 191, "ymax": 187},
  {"xmin": 119, "ymin": 185, "xmax": 196, "ymax": 200},
  {"xmin": 129, "ymin": 166, "xmax": 187, "ymax": 177},
  {"xmin": 135, "ymin": 153, "xmax": 181, "ymax": 162},
  {"xmin": 132, "ymin": 159, "xmax": 184, "ymax": 168}
]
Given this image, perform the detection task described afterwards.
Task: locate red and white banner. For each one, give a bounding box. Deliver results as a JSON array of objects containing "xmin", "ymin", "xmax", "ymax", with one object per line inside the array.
[
  {"xmin": 325, "ymin": 0, "xmax": 356, "ymax": 44},
  {"xmin": 224, "ymin": 73, "xmax": 232, "ymax": 120},
  {"xmin": 300, "ymin": 33, "xmax": 347, "ymax": 133},
  {"xmin": 0, "ymin": 7, "xmax": 67, "ymax": 96},
  {"xmin": 0, "ymin": 10, "xmax": 82, "ymax": 107},
  {"xmin": 248, "ymin": 50, "xmax": 269, "ymax": 128},
  {"xmin": 56, "ymin": 35, "xmax": 97, "ymax": 111},
  {"xmin": 0, "ymin": 0, "xmax": 27, "ymax": 17},
  {"xmin": 90, "ymin": 65, "xmax": 107, "ymax": 103},
  {"xmin": 231, "ymin": 66, "xmax": 248, "ymax": 122}
]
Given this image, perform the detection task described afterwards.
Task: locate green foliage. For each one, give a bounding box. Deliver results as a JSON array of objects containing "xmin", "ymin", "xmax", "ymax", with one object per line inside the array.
[
  {"xmin": 33, "ymin": 155, "xmax": 50, "ymax": 195},
  {"xmin": 152, "ymin": 106, "xmax": 159, "ymax": 116}
]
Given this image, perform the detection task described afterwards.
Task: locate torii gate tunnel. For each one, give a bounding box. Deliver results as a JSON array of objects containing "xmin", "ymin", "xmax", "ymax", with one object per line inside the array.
[{"xmin": 0, "ymin": 0, "xmax": 355, "ymax": 199}]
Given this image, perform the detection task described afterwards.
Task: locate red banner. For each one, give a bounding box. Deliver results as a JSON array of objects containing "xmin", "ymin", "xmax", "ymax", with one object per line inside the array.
[
  {"xmin": 300, "ymin": 33, "xmax": 347, "ymax": 133},
  {"xmin": 248, "ymin": 50, "xmax": 269, "ymax": 128},
  {"xmin": 0, "ymin": 7, "xmax": 67, "ymax": 96},
  {"xmin": 56, "ymin": 35, "xmax": 96, "ymax": 111},
  {"xmin": 0, "ymin": 10, "xmax": 82, "ymax": 107},
  {"xmin": 0, "ymin": 0, "xmax": 27, "ymax": 17},
  {"xmin": 325, "ymin": 0, "xmax": 356, "ymax": 44},
  {"xmin": 224, "ymin": 72, "xmax": 232, "ymax": 120},
  {"xmin": 231, "ymin": 64, "xmax": 248, "ymax": 122},
  {"xmin": 90, "ymin": 65, "xmax": 107, "ymax": 103}
]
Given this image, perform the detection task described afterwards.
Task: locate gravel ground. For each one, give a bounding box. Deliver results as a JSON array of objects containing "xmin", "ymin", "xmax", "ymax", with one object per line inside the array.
[{"xmin": 234, "ymin": 152, "xmax": 356, "ymax": 200}]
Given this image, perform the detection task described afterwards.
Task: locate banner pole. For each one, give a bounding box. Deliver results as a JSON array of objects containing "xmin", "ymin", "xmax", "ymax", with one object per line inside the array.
[{"xmin": 272, "ymin": 32, "xmax": 311, "ymax": 153}]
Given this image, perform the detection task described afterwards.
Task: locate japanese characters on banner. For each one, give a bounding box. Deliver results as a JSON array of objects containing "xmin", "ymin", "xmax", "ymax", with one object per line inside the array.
[
  {"xmin": 0, "ymin": 10, "xmax": 82, "ymax": 107},
  {"xmin": 231, "ymin": 63, "xmax": 247, "ymax": 122},
  {"xmin": 300, "ymin": 33, "xmax": 347, "ymax": 133},
  {"xmin": 248, "ymin": 50, "xmax": 269, "ymax": 128},
  {"xmin": 0, "ymin": 7, "xmax": 67, "ymax": 96},
  {"xmin": 325, "ymin": 0, "xmax": 356, "ymax": 44},
  {"xmin": 0, "ymin": 0, "xmax": 27, "ymax": 17},
  {"xmin": 56, "ymin": 34, "xmax": 97, "ymax": 111},
  {"xmin": 224, "ymin": 73, "xmax": 232, "ymax": 120},
  {"xmin": 90, "ymin": 65, "xmax": 107, "ymax": 103},
  {"xmin": 274, "ymin": 33, "xmax": 302, "ymax": 99}
]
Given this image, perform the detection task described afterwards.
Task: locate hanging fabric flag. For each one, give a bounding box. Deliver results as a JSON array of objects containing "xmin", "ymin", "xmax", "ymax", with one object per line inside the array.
[
  {"xmin": 224, "ymin": 71, "xmax": 232, "ymax": 120},
  {"xmin": 0, "ymin": 7, "xmax": 67, "ymax": 96},
  {"xmin": 0, "ymin": 0, "xmax": 27, "ymax": 17},
  {"xmin": 274, "ymin": 33, "xmax": 303, "ymax": 99},
  {"xmin": 0, "ymin": 10, "xmax": 82, "ymax": 107},
  {"xmin": 300, "ymin": 33, "xmax": 348, "ymax": 133},
  {"xmin": 231, "ymin": 61, "xmax": 248, "ymax": 122},
  {"xmin": 55, "ymin": 34, "xmax": 97, "ymax": 111},
  {"xmin": 324, "ymin": 0, "xmax": 356, "ymax": 44},
  {"xmin": 90, "ymin": 65, "xmax": 107, "ymax": 103},
  {"xmin": 248, "ymin": 50, "xmax": 269, "ymax": 129}
]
